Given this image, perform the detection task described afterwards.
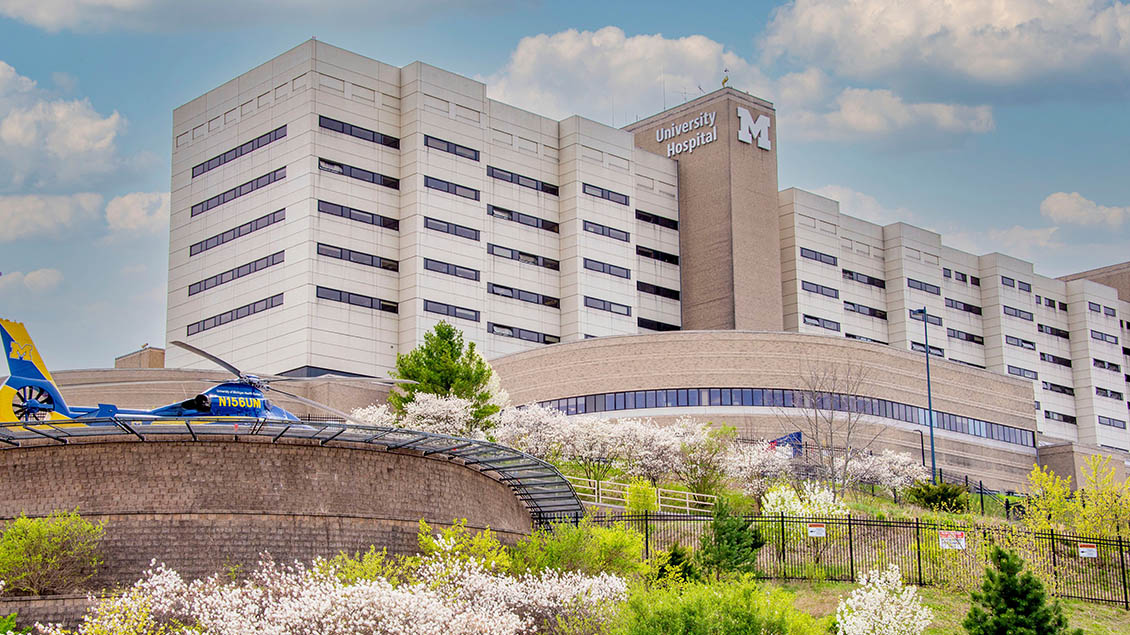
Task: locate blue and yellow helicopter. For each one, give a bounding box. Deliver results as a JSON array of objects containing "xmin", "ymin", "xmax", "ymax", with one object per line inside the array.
[{"xmin": 0, "ymin": 318, "xmax": 398, "ymax": 425}]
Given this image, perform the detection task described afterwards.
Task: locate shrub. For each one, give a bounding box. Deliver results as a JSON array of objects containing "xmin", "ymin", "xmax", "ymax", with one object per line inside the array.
[
  {"xmin": 836, "ymin": 564, "xmax": 933, "ymax": 635},
  {"xmin": 964, "ymin": 547, "xmax": 1082, "ymax": 635},
  {"xmin": 0, "ymin": 602, "xmax": 30, "ymax": 634},
  {"xmin": 319, "ymin": 546, "xmax": 415, "ymax": 587},
  {"xmin": 0, "ymin": 510, "xmax": 103, "ymax": 596},
  {"xmin": 511, "ymin": 518, "xmax": 647, "ymax": 578},
  {"xmin": 697, "ymin": 497, "xmax": 765, "ymax": 575},
  {"xmin": 653, "ymin": 542, "xmax": 698, "ymax": 584},
  {"xmin": 417, "ymin": 518, "xmax": 512, "ymax": 573},
  {"xmin": 613, "ymin": 577, "xmax": 832, "ymax": 634},
  {"xmin": 905, "ymin": 481, "xmax": 970, "ymax": 513},
  {"xmin": 625, "ymin": 479, "xmax": 658, "ymax": 514}
]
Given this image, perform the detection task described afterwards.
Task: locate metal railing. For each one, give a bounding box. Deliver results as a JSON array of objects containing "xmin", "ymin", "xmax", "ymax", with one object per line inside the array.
[
  {"xmin": 564, "ymin": 475, "xmax": 716, "ymax": 513},
  {"xmin": 537, "ymin": 511, "xmax": 1130, "ymax": 609}
]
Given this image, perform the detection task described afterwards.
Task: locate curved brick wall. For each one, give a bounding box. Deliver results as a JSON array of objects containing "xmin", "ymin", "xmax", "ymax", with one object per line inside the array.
[{"xmin": 0, "ymin": 435, "xmax": 532, "ymax": 586}]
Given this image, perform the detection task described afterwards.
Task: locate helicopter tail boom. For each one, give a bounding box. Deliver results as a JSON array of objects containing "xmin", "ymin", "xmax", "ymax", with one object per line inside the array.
[{"xmin": 0, "ymin": 319, "xmax": 72, "ymax": 422}]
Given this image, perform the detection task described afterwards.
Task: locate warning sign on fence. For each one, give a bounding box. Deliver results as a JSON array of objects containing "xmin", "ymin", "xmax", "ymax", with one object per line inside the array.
[
  {"xmin": 1079, "ymin": 543, "xmax": 1098, "ymax": 558},
  {"xmin": 807, "ymin": 523, "xmax": 826, "ymax": 538},
  {"xmin": 939, "ymin": 530, "xmax": 966, "ymax": 550}
]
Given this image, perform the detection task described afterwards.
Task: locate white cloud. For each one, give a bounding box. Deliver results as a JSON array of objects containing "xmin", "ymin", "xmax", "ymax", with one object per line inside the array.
[
  {"xmin": 1040, "ymin": 191, "xmax": 1129, "ymax": 227},
  {"xmin": 0, "ymin": 60, "xmax": 125, "ymax": 190},
  {"xmin": 945, "ymin": 225, "xmax": 1063, "ymax": 263},
  {"xmin": 105, "ymin": 191, "xmax": 169, "ymax": 233},
  {"xmin": 786, "ymin": 88, "xmax": 994, "ymax": 142},
  {"xmin": 0, "ymin": 268, "xmax": 63, "ymax": 293},
  {"xmin": 763, "ymin": 0, "xmax": 1130, "ymax": 90},
  {"xmin": 812, "ymin": 185, "xmax": 917, "ymax": 225},
  {"xmin": 0, "ymin": 193, "xmax": 102, "ymax": 241}
]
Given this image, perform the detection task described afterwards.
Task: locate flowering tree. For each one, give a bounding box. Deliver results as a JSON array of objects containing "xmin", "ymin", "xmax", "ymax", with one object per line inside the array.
[
  {"xmin": 557, "ymin": 415, "xmax": 625, "ymax": 482},
  {"xmin": 350, "ymin": 403, "xmax": 396, "ymax": 427},
  {"xmin": 836, "ymin": 564, "xmax": 933, "ymax": 635},
  {"xmin": 613, "ymin": 418, "xmax": 681, "ymax": 485},
  {"xmin": 842, "ymin": 449, "xmax": 929, "ymax": 493},
  {"xmin": 492, "ymin": 404, "xmax": 570, "ymax": 460},
  {"xmin": 669, "ymin": 417, "xmax": 738, "ymax": 497},
  {"xmin": 399, "ymin": 393, "xmax": 482, "ymax": 438},
  {"xmin": 726, "ymin": 440, "xmax": 795, "ymax": 509},
  {"xmin": 761, "ymin": 481, "xmax": 849, "ymax": 517}
]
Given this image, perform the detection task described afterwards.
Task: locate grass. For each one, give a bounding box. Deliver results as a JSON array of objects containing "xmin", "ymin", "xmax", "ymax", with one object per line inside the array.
[{"xmin": 778, "ymin": 580, "xmax": 1130, "ymax": 634}]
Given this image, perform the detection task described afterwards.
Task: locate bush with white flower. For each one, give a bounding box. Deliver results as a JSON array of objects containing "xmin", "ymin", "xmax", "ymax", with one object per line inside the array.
[
  {"xmin": 836, "ymin": 564, "xmax": 933, "ymax": 635},
  {"xmin": 761, "ymin": 481, "xmax": 849, "ymax": 518}
]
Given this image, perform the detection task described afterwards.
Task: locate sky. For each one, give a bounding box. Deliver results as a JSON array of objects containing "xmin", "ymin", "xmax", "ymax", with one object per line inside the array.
[{"xmin": 1, "ymin": 0, "xmax": 1128, "ymax": 370}]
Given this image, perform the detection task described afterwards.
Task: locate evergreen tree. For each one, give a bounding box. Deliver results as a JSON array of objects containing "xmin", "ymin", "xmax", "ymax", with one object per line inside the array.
[
  {"xmin": 388, "ymin": 321, "xmax": 500, "ymax": 427},
  {"xmin": 697, "ymin": 497, "xmax": 765, "ymax": 575},
  {"xmin": 963, "ymin": 546, "xmax": 1082, "ymax": 635}
]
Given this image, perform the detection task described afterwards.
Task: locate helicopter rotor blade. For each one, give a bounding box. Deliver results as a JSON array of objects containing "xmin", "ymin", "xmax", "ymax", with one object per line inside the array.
[
  {"xmin": 169, "ymin": 341, "xmax": 244, "ymax": 378},
  {"xmin": 266, "ymin": 386, "xmax": 371, "ymax": 427},
  {"xmin": 264, "ymin": 375, "xmax": 416, "ymax": 385},
  {"xmin": 58, "ymin": 378, "xmax": 226, "ymax": 390}
]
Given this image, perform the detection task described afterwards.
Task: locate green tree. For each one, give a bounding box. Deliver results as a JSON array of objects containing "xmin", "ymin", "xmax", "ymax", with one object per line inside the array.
[
  {"xmin": 388, "ymin": 321, "xmax": 500, "ymax": 427},
  {"xmin": 697, "ymin": 497, "xmax": 765, "ymax": 575},
  {"xmin": 963, "ymin": 546, "xmax": 1081, "ymax": 635}
]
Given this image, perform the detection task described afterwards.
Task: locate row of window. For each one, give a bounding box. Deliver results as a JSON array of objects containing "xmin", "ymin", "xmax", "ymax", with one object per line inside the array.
[
  {"xmin": 636, "ymin": 209, "xmax": 678, "ymax": 231},
  {"xmin": 945, "ymin": 297, "xmax": 982, "ymax": 315},
  {"xmin": 424, "ymin": 175, "xmax": 480, "ymax": 201},
  {"xmin": 488, "ymin": 204, "xmax": 558, "ymax": 233},
  {"xmin": 192, "ymin": 125, "xmax": 287, "ymax": 178},
  {"xmin": 1093, "ymin": 329, "xmax": 1120, "ymax": 345},
  {"xmin": 424, "ymin": 299, "xmax": 479, "ymax": 322},
  {"xmin": 1096, "ymin": 386, "xmax": 1125, "ymax": 400},
  {"xmin": 1000, "ymin": 276, "xmax": 1032, "ymax": 292},
  {"xmin": 910, "ymin": 309, "xmax": 943, "ymax": 326},
  {"xmin": 803, "ymin": 314, "xmax": 841, "ymax": 332},
  {"xmin": 1040, "ymin": 324, "xmax": 1070, "ymax": 339},
  {"xmin": 584, "ymin": 258, "xmax": 631, "ymax": 279},
  {"xmin": 318, "ymin": 243, "xmax": 398, "ymax": 271},
  {"xmin": 941, "ymin": 268, "xmax": 979, "ymax": 286},
  {"xmin": 843, "ymin": 269, "xmax": 886, "ymax": 289},
  {"xmin": 424, "ymin": 134, "xmax": 479, "ymax": 161},
  {"xmin": 1005, "ymin": 335, "xmax": 1035, "ymax": 350},
  {"xmin": 1003, "ymin": 305, "xmax": 1033, "ymax": 321},
  {"xmin": 319, "ymin": 158, "xmax": 399, "ymax": 189},
  {"xmin": 948, "ymin": 328, "xmax": 983, "ymax": 345},
  {"xmin": 911, "ymin": 341, "xmax": 944, "ymax": 357},
  {"xmin": 637, "ymin": 245, "xmax": 679, "ymax": 265},
  {"xmin": 1099, "ymin": 416, "xmax": 1127, "ymax": 429},
  {"xmin": 488, "ymin": 322, "xmax": 560, "ymax": 345},
  {"xmin": 424, "ymin": 257, "xmax": 479, "ymax": 281},
  {"xmin": 191, "ymin": 167, "xmax": 286, "ymax": 217},
  {"xmin": 1045, "ymin": 410, "xmax": 1077, "ymax": 424},
  {"xmin": 585, "ymin": 296, "xmax": 631, "ymax": 316},
  {"xmin": 582, "ymin": 183, "xmax": 629, "ymax": 206},
  {"xmin": 1095, "ymin": 358, "xmax": 1122, "ymax": 372},
  {"xmin": 1042, "ymin": 381, "xmax": 1075, "ymax": 396},
  {"xmin": 1040, "ymin": 352, "xmax": 1072, "ymax": 367},
  {"xmin": 584, "ymin": 219, "xmax": 630, "ymax": 242},
  {"xmin": 638, "ymin": 281, "xmax": 680, "ymax": 300},
  {"xmin": 488, "ymin": 243, "xmax": 559, "ymax": 270},
  {"xmin": 319, "ymin": 115, "xmax": 399, "ymax": 149},
  {"xmin": 186, "ymin": 293, "xmax": 283, "ymax": 336},
  {"xmin": 189, "ymin": 209, "xmax": 285, "ymax": 256},
  {"xmin": 1007, "ymin": 365, "xmax": 1038, "ymax": 380},
  {"xmin": 639, "ymin": 317, "xmax": 681, "ymax": 331},
  {"xmin": 844, "ymin": 301, "xmax": 886, "ymax": 320},
  {"xmin": 1035, "ymin": 295, "xmax": 1068, "ymax": 312},
  {"xmin": 1087, "ymin": 302, "xmax": 1118, "ymax": 317},
  {"xmin": 539, "ymin": 387, "xmax": 1035, "ymax": 447},
  {"xmin": 318, "ymin": 200, "xmax": 399, "ymax": 230},
  {"xmin": 188, "ymin": 251, "xmax": 284, "ymax": 296},
  {"xmin": 425, "ymin": 216, "xmax": 479, "ymax": 241},
  {"xmin": 316, "ymin": 286, "xmax": 397, "ymax": 313},
  {"xmin": 949, "ymin": 358, "xmax": 986, "ymax": 369},
  {"xmin": 800, "ymin": 247, "xmax": 837, "ymax": 266},
  {"xmin": 846, "ymin": 333, "xmax": 888, "ymax": 345},
  {"xmin": 907, "ymin": 278, "xmax": 941, "ymax": 295},
  {"xmin": 488, "ymin": 282, "xmax": 559, "ymax": 308},
  {"xmin": 487, "ymin": 165, "xmax": 558, "ymax": 195},
  {"xmin": 802, "ymin": 280, "xmax": 839, "ymax": 299}
]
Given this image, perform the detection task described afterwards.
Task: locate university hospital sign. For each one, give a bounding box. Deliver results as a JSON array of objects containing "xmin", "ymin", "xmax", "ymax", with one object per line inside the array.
[{"xmin": 656, "ymin": 106, "xmax": 772, "ymax": 158}]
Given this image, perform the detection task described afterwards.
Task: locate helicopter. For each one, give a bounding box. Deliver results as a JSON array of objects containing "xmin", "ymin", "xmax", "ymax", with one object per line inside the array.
[{"xmin": 0, "ymin": 318, "xmax": 404, "ymax": 425}]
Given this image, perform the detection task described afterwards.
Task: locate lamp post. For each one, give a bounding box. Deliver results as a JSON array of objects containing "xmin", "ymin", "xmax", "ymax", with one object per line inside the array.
[{"xmin": 912, "ymin": 307, "xmax": 938, "ymax": 484}]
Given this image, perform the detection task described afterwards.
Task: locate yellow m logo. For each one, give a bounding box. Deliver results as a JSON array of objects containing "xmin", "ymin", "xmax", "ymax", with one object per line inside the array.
[{"xmin": 9, "ymin": 342, "xmax": 32, "ymax": 360}]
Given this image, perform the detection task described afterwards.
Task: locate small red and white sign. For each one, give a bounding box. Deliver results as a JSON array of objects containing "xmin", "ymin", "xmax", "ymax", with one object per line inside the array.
[
  {"xmin": 807, "ymin": 523, "xmax": 826, "ymax": 538},
  {"xmin": 1078, "ymin": 543, "xmax": 1098, "ymax": 558},
  {"xmin": 939, "ymin": 530, "xmax": 966, "ymax": 550}
]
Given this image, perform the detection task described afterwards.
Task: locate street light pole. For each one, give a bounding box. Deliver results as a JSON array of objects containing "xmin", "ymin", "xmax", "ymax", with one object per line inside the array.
[{"xmin": 916, "ymin": 306, "xmax": 939, "ymax": 484}]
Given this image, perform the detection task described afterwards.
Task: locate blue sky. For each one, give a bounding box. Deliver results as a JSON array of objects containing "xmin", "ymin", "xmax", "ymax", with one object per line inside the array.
[{"xmin": 1, "ymin": 0, "xmax": 1128, "ymax": 370}]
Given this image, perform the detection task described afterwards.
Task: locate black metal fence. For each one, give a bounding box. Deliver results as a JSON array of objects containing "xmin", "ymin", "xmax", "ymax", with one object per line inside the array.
[{"xmin": 534, "ymin": 512, "xmax": 1130, "ymax": 609}]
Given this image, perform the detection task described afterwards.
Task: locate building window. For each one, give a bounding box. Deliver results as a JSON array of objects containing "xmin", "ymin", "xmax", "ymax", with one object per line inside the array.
[
  {"xmin": 1039, "ymin": 352, "xmax": 1072, "ymax": 367},
  {"xmin": 487, "ymin": 322, "xmax": 559, "ymax": 345},
  {"xmin": 1044, "ymin": 297, "xmax": 1056, "ymax": 308},
  {"xmin": 191, "ymin": 167, "xmax": 286, "ymax": 217},
  {"xmin": 582, "ymin": 182, "xmax": 630, "ymax": 206},
  {"xmin": 318, "ymin": 200, "xmax": 398, "ymax": 230},
  {"xmin": 971, "ymin": 276, "xmax": 981, "ymax": 286},
  {"xmin": 1094, "ymin": 358, "xmax": 1122, "ymax": 372},
  {"xmin": 1003, "ymin": 305, "xmax": 1034, "ymax": 321},
  {"xmin": 423, "ymin": 134, "xmax": 479, "ymax": 161},
  {"xmin": 636, "ymin": 209, "xmax": 678, "ymax": 230},
  {"xmin": 910, "ymin": 309, "xmax": 943, "ymax": 326},
  {"xmin": 1089, "ymin": 301, "xmax": 1102, "ymax": 313},
  {"xmin": 424, "ymin": 216, "xmax": 479, "ymax": 241},
  {"xmin": 1099, "ymin": 416, "xmax": 1127, "ymax": 429},
  {"xmin": 844, "ymin": 301, "xmax": 887, "ymax": 320},
  {"xmin": 1008, "ymin": 365, "xmax": 1038, "ymax": 380},
  {"xmin": 638, "ymin": 281, "xmax": 680, "ymax": 300},
  {"xmin": 318, "ymin": 158, "xmax": 399, "ymax": 189},
  {"xmin": 911, "ymin": 342, "xmax": 944, "ymax": 357},
  {"xmin": 186, "ymin": 293, "xmax": 283, "ymax": 336},
  {"xmin": 1058, "ymin": 301, "xmax": 1068, "ymax": 311},
  {"xmin": 1092, "ymin": 329, "xmax": 1120, "ymax": 345},
  {"xmin": 583, "ymin": 220, "xmax": 630, "ymax": 242},
  {"xmin": 1017, "ymin": 280, "xmax": 1032, "ymax": 292},
  {"xmin": 487, "ymin": 283, "xmax": 559, "ymax": 308},
  {"xmin": 943, "ymin": 268, "xmax": 952, "ymax": 279},
  {"xmin": 487, "ymin": 205, "xmax": 558, "ymax": 233},
  {"xmin": 948, "ymin": 358, "xmax": 986, "ymax": 369},
  {"xmin": 1041, "ymin": 381, "xmax": 1075, "ymax": 396},
  {"xmin": 423, "ymin": 299, "xmax": 479, "ymax": 322},
  {"xmin": 803, "ymin": 314, "xmax": 841, "ymax": 332},
  {"xmin": 801, "ymin": 280, "xmax": 839, "ymax": 299},
  {"xmin": 1045, "ymin": 410, "xmax": 1077, "ymax": 424},
  {"xmin": 1001, "ymin": 276, "xmax": 1015, "ymax": 287},
  {"xmin": 1096, "ymin": 386, "xmax": 1125, "ymax": 400},
  {"xmin": 638, "ymin": 317, "xmax": 681, "ymax": 331},
  {"xmin": 907, "ymin": 278, "xmax": 941, "ymax": 295},
  {"xmin": 947, "ymin": 328, "xmax": 984, "ymax": 345},
  {"xmin": 1105, "ymin": 306, "xmax": 1117, "ymax": 317},
  {"xmin": 188, "ymin": 251, "xmax": 284, "ymax": 296},
  {"xmin": 842, "ymin": 269, "xmax": 886, "ymax": 289},
  {"xmin": 424, "ymin": 175, "xmax": 480, "ymax": 201},
  {"xmin": 486, "ymin": 165, "xmax": 558, "ymax": 195},
  {"xmin": 190, "ymin": 209, "xmax": 285, "ymax": 256},
  {"xmin": 846, "ymin": 333, "xmax": 889, "ymax": 345},
  {"xmin": 316, "ymin": 286, "xmax": 397, "ymax": 313},
  {"xmin": 637, "ymin": 245, "xmax": 679, "ymax": 265},
  {"xmin": 319, "ymin": 115, "xmax": 399, "ymax": 149},
  {"xmin": 488, "ymin": 243, "xmax": 559, "ymax": 270},
  {"xmin": 1005, "ymin": 335, "xmax": 1036, "ymax": 350},
  {"xmin": 583, "ymin": 258, "xmax": 630, "ymax": 279},
  {"xmin": 584, "ymin": 296, "xmax": 631, "ymax": 316},
  {"xmin": 955, "ymin": 271, "xmax": 967, "ymax": 282},
  {"xmin": 800, "ymin": 247, "xmax": 837, "ymax": 266},
  {"xmin": 1038, "ymin": 324, "xmax": 1070, "ymax": 339},
  {"xmin": 192, "ymin": 125, "xmax": 287, "ymax": 178},
  {"xmin": 945, "ymin": 297, "xmax": 983, "ymax": 315},
  {"xmin": 423, "ymin": 258, "xmax": 479, "ymax": 281},
  {"xmin": 318, "ymin": 243, "xmax": 398, "ymax": 272}
]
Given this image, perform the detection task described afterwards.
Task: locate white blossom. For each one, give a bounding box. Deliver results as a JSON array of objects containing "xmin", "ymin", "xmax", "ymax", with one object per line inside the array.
[
  {"xmin": 841, "ymin": 449, "xmax": 930, "ymax": 492},
  {"xmin": 492, "ymin": 404, "xmax": 570, "ymax": 459},
  {"xmin": 400, "ymin": 393, "xmax": 482, "ymax": 438},
  {"xmin": 351, "ymin": 403, "xmax": 395, "ymax": 427},
  {"xmin": 761, "ymin": 481, "xmax": 849, "ymax": 517},
  {"xmin": 727, "ymin": 440, "xmax": 795, "ymax": 499},
  {"xmin": 836, "ymin": 564, "xmax": 933, "ymax": 635}
]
